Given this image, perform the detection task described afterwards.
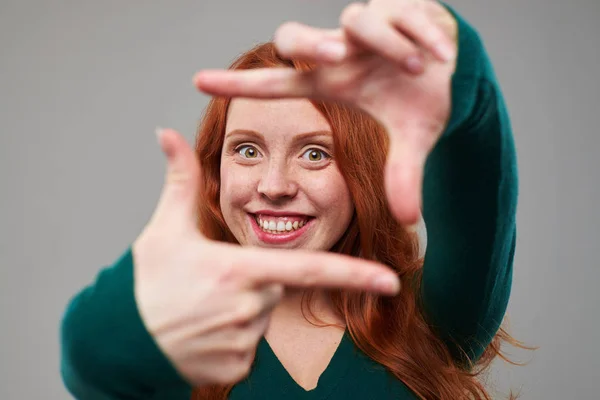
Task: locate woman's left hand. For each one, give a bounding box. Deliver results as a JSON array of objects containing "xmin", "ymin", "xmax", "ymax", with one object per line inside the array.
[{"xmin": 194, "ymin": 0, "xmax": 458, "ymax": 225}]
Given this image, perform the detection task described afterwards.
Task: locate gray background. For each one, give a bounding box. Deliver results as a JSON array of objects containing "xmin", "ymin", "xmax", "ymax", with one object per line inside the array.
[{"xmin": 1, "ymin": 0, "xmax": 598, "ymax": 399}]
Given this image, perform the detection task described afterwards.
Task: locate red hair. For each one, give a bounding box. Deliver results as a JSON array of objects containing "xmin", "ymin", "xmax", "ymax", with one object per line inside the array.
[{"xmin": 191, "ymin": 43, "xmax": 529, "ymax": 400}]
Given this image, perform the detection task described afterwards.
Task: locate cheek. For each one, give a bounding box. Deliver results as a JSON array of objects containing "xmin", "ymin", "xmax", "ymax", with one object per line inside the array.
[
  {"xmin": 307, "ymin": 169, "xmax": 353, "ymax": 218},
  {"xmin": 219, "ymin": 163, "xmax": 256, "ymax": 212}
]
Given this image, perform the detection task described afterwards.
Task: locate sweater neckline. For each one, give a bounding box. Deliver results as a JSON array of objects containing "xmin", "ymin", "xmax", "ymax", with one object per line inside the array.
[{"xmin": 256, "ymin": 329, "xmax": 356, "ymax": 399}]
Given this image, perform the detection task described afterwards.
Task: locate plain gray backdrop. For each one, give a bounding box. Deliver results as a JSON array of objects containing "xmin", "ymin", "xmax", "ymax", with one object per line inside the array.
[{"xmin": 1, "ymin": 0, "xmax": 598, "ymax": 399}]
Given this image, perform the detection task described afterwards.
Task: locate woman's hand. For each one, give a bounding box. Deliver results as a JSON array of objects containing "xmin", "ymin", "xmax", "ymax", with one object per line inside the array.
[
  {"xmin": 193, "ymin": 0, "xmax": 458, "ymax": 225},
  {"xmin": 133, "ymin": 128, "xmax": 400, "ymax": 386}
]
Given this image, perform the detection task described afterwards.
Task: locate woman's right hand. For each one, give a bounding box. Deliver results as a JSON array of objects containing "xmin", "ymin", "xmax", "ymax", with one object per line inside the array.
[{"xmin": 132, "ymin": 128, "xmax": 400, "ymax": 387}]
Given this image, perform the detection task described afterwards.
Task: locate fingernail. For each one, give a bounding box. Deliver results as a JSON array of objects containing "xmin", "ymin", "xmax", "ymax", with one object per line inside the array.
[
  {"xmin": 406, "ymin": 222, "xmax": 419, "ymax": 232},
  {"xmin": 374, "ymin": 275, "xmax": 400, "ymax": 294},
  {"xmin": 405, "ymin": 56, "xmax": 424, "ymax": 73},
  {"xmin": 317, "ymin": 41, "xmax": 347, "ymax": 61},
  {"xmin": 434, "ymin": 43, "xmax": 455, "ymax": 63},
  {"xmin": 155, "ymin": 127, "xmax": 164, "ymax": 141}
]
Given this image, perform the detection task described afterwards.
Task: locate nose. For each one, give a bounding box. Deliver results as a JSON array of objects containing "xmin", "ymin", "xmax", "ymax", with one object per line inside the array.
[{"xmin": 257, "ymin": 161, "xmax": 298, "ymax": 201}]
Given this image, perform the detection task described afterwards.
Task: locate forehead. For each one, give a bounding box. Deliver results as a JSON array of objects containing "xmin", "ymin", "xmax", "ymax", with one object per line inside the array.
[{"xmin": 225, "ymin": 98, "xmax": 331, "ymax": 138}]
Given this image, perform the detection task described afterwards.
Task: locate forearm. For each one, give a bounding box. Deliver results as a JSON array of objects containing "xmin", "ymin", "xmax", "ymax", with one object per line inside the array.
[
  {"xmin": 60, "ymin": 249, "xmax": 186, "ymax": 398},
  {"xmin": 419, "ymin": 6, "xmax": 518, "ymax": 364}
]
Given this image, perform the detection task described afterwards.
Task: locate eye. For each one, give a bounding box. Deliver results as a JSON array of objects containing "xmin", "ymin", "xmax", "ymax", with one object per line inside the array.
[
  {"xmin": 302, "ymin": 148, "xmax": 330, "ymax": 162},
  {"xmin": 237, "ymin": 145, "xmax": 260, "ymax": 159}
]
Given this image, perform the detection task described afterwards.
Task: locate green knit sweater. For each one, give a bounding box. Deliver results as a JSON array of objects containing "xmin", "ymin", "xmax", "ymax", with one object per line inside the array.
[{"xmin": 60, "ymin": 5, "xmax": 518, "ymax": 399}]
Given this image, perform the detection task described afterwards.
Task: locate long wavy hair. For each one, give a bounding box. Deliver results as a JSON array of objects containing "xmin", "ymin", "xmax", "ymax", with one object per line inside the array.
[{"xmin": 191, "ymin": 42, "xmax": 529, "ymax": 400}]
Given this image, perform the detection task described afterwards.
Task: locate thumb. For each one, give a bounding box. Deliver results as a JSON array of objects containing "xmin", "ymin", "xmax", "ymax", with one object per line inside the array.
[
  {"xmin": 151, "ymin": 127, "xmax": 201, "ymax": 229},
  {"xmin": 384, "ymin": 137, "xmax": 426, "ymax": 225}
]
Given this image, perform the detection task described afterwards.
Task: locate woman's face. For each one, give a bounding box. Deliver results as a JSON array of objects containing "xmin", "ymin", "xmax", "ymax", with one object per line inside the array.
[{"xmin": 220, "ymin": 98, "xmax": 354, "ymax": 251}]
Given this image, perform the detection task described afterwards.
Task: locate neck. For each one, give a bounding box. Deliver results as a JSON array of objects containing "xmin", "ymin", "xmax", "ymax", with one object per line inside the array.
[{"xmin": 271, "ymin": 288, "xmax": 345, "ymax": 327}]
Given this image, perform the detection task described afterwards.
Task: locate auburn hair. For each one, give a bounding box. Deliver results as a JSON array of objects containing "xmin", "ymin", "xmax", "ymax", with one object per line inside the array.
[{"xmin": 191, "ymin": 42, "xmax": 529, "ymax": 400}]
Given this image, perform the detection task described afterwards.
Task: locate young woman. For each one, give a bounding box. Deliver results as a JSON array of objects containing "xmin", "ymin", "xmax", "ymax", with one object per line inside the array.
[{"xmin": 60, "ymin": 1, "xmax": 525, "ymax": 399}]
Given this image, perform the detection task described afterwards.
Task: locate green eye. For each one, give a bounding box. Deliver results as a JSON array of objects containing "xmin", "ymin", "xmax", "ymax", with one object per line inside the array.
[
  {"xmin": 238, "ymin": 145, "xmax": 259, "ymax": 159},
  {"xmin": 302, "ymin": 148, "xmax": 329, "ymax": 162}
]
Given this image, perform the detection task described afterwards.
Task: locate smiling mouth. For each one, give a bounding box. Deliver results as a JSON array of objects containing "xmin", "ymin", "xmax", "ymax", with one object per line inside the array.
[{"xmin": 251, "ymin": 213, "xmax": 313, "ymax": 234}]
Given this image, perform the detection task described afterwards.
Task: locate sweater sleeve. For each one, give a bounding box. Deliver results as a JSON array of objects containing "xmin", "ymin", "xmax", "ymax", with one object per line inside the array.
[
  {"xmin": 419, "ymin": 5, "xmax": 518, "ymax": 365},
  {"xmin": 60, "ymin": 248, "xmax": 189, "ymax": 399}
]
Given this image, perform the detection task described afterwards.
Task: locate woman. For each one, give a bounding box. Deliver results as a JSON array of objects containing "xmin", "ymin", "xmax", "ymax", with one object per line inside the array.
[{"xmin": 60, "ymin": 1, "xmax": 524, "ymax": 399}]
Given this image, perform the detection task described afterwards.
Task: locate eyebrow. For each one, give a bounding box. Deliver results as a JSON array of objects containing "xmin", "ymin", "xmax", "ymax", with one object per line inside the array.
[{"xmin": 224, "ymin": 129, "xmax": 333, "ymax": 144}]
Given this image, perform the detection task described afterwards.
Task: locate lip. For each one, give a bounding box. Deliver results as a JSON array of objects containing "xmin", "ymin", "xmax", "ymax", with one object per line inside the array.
[
  {"xmin": 252, "ymin": 209, "xmax": 312, "ymax": 217},
  {"xmin": 248, "ymin": 213, "xmax": 313, "ymax": 245}
]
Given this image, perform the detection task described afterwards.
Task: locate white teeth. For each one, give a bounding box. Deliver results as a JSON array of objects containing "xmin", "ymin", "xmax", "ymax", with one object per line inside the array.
[
  {"xmin": 255, "ymin": 215, "xmax": 309, "ymax": 234},
  {"xmin": 277, "ymin": 221, "xmax": 285, "ymax": 232}
]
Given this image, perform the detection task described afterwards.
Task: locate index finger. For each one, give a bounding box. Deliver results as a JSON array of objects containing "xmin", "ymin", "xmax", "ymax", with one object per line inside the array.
[
  {"xmin": 193, "ymin": 68, "xmax": 318, "ymax": 99},
  {"xmin": 239, "ymin": 247, "xmax": 400, "ymax": 295}
]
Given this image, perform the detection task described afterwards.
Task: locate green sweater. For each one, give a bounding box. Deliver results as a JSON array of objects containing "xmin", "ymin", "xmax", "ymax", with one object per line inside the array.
[{"xmin": 60, "ymin": 5, "xmax": 518, "ymax": 400}]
